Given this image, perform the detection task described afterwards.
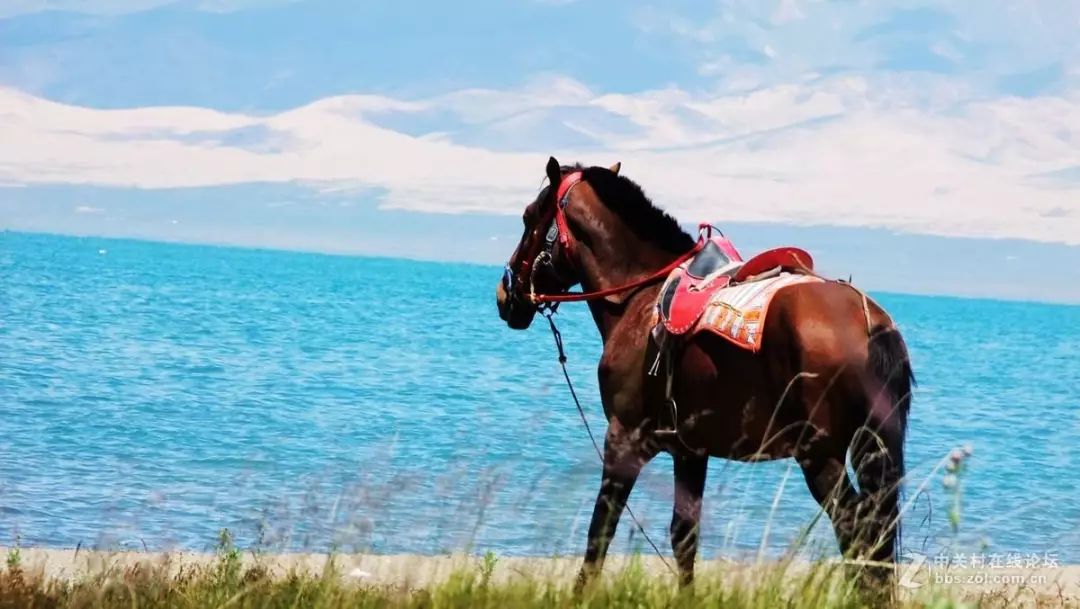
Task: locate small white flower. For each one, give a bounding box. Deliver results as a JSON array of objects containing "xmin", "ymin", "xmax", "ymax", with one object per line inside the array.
[
  {"xmin": 942, "ymin": 474, "xmax": 958, "ymax": 489},
  {"xmin": 348, "ymin": 568, "xmax": 372, "ymax": 580},
  {"xmin": 961, "ymin": 443, "xmax": 973, "ymax": 457}
]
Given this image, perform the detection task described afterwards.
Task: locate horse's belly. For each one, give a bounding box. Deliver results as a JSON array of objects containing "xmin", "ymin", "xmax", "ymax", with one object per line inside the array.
[
  {"xmin": 687, "ymin": 400, "xmax": 798, "ymax": 461},
  {"xmin": 669, "ymin": 327, "xmax": 803, "ymax": 460}
]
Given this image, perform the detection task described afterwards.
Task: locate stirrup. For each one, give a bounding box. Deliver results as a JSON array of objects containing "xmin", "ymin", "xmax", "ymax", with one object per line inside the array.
[
  {"xmin": 654, "ymin": 397, "xmax": 680, "ymax": 439},
  {"xmin": 654, "ymin": 428, "xmax": 680, "ymax": 440}
]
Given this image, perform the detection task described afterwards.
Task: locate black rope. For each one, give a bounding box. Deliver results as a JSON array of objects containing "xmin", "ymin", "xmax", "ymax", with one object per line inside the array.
[{"xmin": 542, "ymin": 307, "xmax": 676, "ymax": 576}]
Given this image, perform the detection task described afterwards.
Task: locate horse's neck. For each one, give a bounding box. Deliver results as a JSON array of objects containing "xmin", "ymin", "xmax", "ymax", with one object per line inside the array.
[
  {"xmin": 576, "ymin": 237, "xmax": 677, "ymax": 342},
  {"xmin": 577, "ymin": 231, "xmax": 675, "ymax": 290},
  {"xmin": 584, "ymin": 283, "xmax": 663, "ymax": 343}
]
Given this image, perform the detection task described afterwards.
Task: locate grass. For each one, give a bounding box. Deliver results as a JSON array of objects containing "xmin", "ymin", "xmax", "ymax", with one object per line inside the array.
[
  {"xmin": 0, "ymin": 532, "xmax": 1006, "ymax": 609},
  {"xmin": 4, "ymin": 531, "xmax": 1071, "ymax": 609},
  {"xmin": 0, "ymin": 558, "xmax": 970, "ymax": 609}
]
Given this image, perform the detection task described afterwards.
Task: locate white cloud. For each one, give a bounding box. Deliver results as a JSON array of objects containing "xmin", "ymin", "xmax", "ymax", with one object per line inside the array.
[
  {"xmin": 770, "ymin": 0, "xmax": 805, "ymax": 25},
  {"xmin": 1, "ymin": 77, "xmax": 1078, "ymax": 244},
  {"xmin": 74, "ymin": 205, "xmax": 104, "ymax": 214}
]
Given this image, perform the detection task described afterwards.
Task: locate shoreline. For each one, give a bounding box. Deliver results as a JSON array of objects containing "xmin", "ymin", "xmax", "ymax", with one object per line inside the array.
[{"xmin": 4, "ymin": 547, "xmax": 1078, "ymax": 604}]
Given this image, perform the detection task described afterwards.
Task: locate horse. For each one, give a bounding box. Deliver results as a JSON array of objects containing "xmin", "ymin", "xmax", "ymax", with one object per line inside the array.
[{"xmin": 495, "ymin": 157, "xmax": 914, "ymax": 591}]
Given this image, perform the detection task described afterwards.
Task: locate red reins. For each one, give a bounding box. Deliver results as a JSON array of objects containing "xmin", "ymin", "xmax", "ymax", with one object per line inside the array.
[
  {"xmin": 529, "ymin": 240, "xmax": 703, "ymax": 303},
  {"xmin": 525, "ymin": 171, "xmax": 705, "ymax": 304}
]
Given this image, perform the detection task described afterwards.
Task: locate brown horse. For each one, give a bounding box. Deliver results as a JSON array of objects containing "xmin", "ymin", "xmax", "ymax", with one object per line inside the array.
[{"xmin": 495, "ymin": 158, "xmax": 914, "ymax": 589}]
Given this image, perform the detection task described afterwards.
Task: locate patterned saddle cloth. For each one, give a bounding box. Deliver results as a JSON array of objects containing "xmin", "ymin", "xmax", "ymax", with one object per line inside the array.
[{"xmin": 656, "ymin": 234, "xmax": 820, "ymax": 351}]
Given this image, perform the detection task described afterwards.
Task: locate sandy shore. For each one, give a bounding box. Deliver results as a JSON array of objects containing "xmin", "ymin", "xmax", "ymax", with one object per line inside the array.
[
  {"xmin": 4, "ymin": 547, "xmax": 1078, "ymax": 606},
  {"xmin": 2, "ymin": 547, "xmax": 589, "ymax": 587}
]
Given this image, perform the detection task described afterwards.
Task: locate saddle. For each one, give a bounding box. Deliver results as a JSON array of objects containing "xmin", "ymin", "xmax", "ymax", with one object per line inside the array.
[{"xmin": 658, "ymin": 229, "xmax": 815, "ymax": 335}]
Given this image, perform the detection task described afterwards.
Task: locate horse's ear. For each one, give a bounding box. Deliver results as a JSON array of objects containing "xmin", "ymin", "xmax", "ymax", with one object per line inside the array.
[
  {"xmin": 546, "ymin": 156, "xmax": 561, "ymax": 187},
  {"xmin": 609, "ymin": 162, "xmax": 621, "ymax": 175}
]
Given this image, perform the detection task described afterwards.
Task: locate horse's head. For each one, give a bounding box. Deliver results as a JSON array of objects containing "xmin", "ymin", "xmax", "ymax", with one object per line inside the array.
[{"xmin": 496, "ymin": 156, "xmax": 620, "ymax": 329}]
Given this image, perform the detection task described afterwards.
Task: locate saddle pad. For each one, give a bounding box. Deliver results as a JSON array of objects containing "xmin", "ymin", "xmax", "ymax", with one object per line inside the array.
[{"xmin": 697, "ymin": 273, "xmax": 823, "ymax": 352}]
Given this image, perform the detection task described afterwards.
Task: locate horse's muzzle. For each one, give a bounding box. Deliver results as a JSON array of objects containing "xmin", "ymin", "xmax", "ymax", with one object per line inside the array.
[{"xmin": 496, "ymin": 268, "xmax": 536, "ymax": 330}]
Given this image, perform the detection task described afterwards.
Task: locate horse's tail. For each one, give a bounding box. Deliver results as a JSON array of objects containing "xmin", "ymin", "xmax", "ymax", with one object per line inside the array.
[{"xmin": 853, "ymin": 323, "xmax": 914, "ymax": 563}]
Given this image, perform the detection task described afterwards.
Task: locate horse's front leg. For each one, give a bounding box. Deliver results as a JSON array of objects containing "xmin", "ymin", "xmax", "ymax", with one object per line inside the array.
[
  {"xmin": 576, "ymin": 421, "xmax": 655, "ymax": 591},
  {"xmin": 670, "ymin": 452, "xmax": 708, "ymax": 586}
]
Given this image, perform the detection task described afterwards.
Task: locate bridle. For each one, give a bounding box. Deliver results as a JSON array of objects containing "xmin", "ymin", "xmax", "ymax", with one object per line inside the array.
[
  {"xmin": 502, "ymin": 171, "xmax": 582, "ymax": 304},
  {"xmin": 502, "ymin": 171, "xmax": 704, "ymax": 306}
]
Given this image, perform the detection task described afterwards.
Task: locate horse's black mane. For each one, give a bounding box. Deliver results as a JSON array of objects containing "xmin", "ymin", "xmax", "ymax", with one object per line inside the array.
[{"xmin": 569, "ymin": 164, "xmax": 694, "ymax": 254}]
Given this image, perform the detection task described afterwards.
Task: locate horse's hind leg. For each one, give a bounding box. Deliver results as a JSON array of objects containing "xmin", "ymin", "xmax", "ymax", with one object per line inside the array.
[
  {"xmin": 670, "ymin": 452, "xmax": 708, "ymax": 587},
  {"xmin": 797, "ymin": 450, "xmax": 859, "ymax": 556},
  {"xmin": 797, "ymin": 417, "xmax": 900, "ymax": 592},
  {"xmin": 850, "ymin": 417, "xmax": 904, "ymax": 568},
  {"xmin": 576, "ymin": 422, "xmax": 655, "ymax": 591}
]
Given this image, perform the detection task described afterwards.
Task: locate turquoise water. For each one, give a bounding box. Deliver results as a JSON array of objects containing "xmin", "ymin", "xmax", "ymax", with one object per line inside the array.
[{"xmin": 2, "ymin": 231, "xmax": 1078, "ymax": 560}]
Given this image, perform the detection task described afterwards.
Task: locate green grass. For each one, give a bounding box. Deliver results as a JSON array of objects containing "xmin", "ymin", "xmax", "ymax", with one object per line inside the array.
[{"xmin": 0, "ymin": 548, "xmax": 991, "ymax": 609}]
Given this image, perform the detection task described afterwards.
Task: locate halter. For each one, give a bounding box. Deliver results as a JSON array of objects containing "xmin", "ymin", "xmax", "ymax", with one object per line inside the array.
[{"xmin": 503, "ymin": 171, "xmax": 704, "ymax": 305}]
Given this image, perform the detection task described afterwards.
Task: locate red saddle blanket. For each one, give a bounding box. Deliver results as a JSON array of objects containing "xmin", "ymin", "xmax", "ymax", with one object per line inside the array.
[{"xmin": 657, "ymin": 236, "xmax": 819, "ymax": 350}]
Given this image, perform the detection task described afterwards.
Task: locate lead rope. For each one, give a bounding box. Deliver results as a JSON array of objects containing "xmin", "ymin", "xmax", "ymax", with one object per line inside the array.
[{"xmin": 541, "ymin": 307, "xmax": 676, "ymax": 576}]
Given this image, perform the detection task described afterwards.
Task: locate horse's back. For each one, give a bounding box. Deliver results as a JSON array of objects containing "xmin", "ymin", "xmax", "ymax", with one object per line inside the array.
[{"xmin": 766, "ymin": 280, "xmax": 889, "ymax": 366}]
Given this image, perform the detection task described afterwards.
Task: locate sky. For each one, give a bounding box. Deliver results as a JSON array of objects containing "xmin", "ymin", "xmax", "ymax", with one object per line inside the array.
[{"xmin": 0, "ymin": 0, "xmax": 1078, "ymax": 302}]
